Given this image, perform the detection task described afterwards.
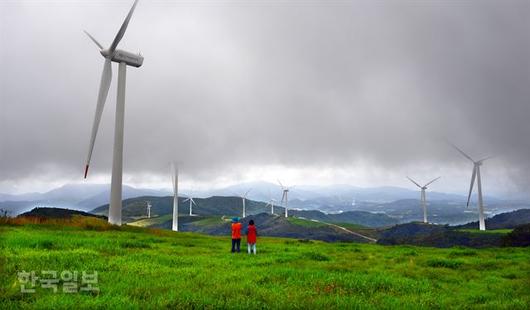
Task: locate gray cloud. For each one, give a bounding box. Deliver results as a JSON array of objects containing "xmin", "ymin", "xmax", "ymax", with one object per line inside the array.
[{"xmin": 1, "ymin": 0, "xmax": 529, "ymax": 192}]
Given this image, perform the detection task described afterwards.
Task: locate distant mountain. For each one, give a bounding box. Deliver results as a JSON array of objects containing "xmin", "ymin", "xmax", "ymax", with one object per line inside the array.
[
  {"xmin": 90, "ymin": 195, "xmax": 397, "ymax": 228},
  {"xmin": 90, "ymin": 195, "xmax": 275, "ymax": 223},
  {"xmin": 290, "ymin": 209, "xmax": 398, "ymax": 228},
  {"xmin": 75, "ymin": 186, "xmax": 169, "ymax": 210},
  {"xmin": 3, "ymin": 182, "xmax": 526, "ymax": 225},
  {"xmin": 376, "ymin": 208, "xmax": 530, "ymax": 248},
  {"xmin": 19, "ymin": 207, "xmax": 106, "ymax": 219},
  {"xmin": 456, "ymin": 209, "xmax": 530, "ymax": 230},
  {"xmin": 0, "ymin": 183, "xmax": 171, "ymax": 215},
  {"xmin": 377, "ymin": 222, "xmax": 505, "ymax": 248}
]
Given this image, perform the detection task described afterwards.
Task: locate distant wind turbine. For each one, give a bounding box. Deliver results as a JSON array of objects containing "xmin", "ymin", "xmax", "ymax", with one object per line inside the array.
[
  {"xmin": 83, "ymin": 0, "xmax": 143, "ymax": 226},
  {"xmin": 171, "ymin": 163, "xmax": 178, "ymax": 231},
  {"xmin": 278, "ymin": 180, "xmax": 293, "ymax": 218},
  {"xmin": 183, "ymin": 197, "xmax": 198, "ymax": 216},
  {"xmin": 146, "ymin": 201, "xmax": 151, "ymax": 219},
  {"xmin": 265, "ymin": 190, "xmax": 276, "ymax": 215},
  {"xmin": 237, "ymin": 189, "xmax": 252, "ymax": 218},
  {"xmin": 451, "ymin": 144, "xmax": 492, "ymax": 231},
  {"xmin": 407, "ymin": 176, "xmax": 440, "ymax": 223}
]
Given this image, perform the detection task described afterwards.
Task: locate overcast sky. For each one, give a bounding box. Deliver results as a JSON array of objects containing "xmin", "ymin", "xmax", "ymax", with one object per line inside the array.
[{"xmin": 1, "ymin": 0, "xmax": 529, "ymax": 195}]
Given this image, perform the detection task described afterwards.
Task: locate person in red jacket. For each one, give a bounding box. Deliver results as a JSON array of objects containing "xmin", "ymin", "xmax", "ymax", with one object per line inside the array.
[
  {"xmin": 246, "ymin": 219, "xmax": 258, "ymax": 254},
  {"xmin": 231, "ymin": 217, "xmax": 242, "ymax": 253}
]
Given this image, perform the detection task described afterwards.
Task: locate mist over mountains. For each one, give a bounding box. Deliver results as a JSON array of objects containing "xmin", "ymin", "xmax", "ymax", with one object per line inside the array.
[{"xmin": 1, "ymin": 181, "xmax": 526, "ymax": 222}]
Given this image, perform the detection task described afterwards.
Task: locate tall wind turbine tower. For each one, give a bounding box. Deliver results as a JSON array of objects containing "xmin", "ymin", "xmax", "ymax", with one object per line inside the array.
[
  {"xmin": 83, "ymin": 0, "xmax": 143, "ymax": 226},
  {"xmin": 407, "ymin": 176, "xmax": 440, "ymax": 223},
  {"xmin": 264, "ymin": 190, "xmax": 276, "ymax": 215},
  {"xmin": 183, "ymin": 197, "xmax": 197, "ymax": 216},
  {"xmin": 452, "ymin": 144, "xmax": 491, "ymax": 231},
  {"xmin": 171, "ymin": 163, "xmax": 179, "ymax": 231},
  {"xmin": 238, "ymin": 189, "xmax": 251, "ymax": 218},
  {"xmin": 146, "ymin": 201, "xmax": 151, "ymax": 219},
  {"xmin": 278, "ymin": 180, "xmax": 292, "ymax": 218}
]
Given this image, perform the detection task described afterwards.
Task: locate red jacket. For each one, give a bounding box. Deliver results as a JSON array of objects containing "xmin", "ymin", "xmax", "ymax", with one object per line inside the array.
[
  {"xmin": 246, "ymin": 224, "xmax": 257, "ymax": 244},
  {"xmin": 231, "ymin": 222, "xmax": 242, "ymax": 239}
]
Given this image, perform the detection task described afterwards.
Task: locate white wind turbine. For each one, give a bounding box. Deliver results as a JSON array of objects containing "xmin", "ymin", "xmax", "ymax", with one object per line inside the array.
[
  {"xmin": 83, "ymin": 0, "xmax": 143, "ymax": 226},
  {"xmin": 171, "ymin": 163, "xmax": 179, "ymax": 231},
  {"xmin": 407, "ymin": 176, "xmax": 440, "ymax": 223},
  {"xmin": 452, "ymin": 144, "xmax": 492, "ymax": 231},
  {"xmin": 183, "ymin": 197, "xmax": 198, "ymax": 216},
  {"xmin": 237, "ymin": 189, "xmax": 252, "ymax": 218},
  {"xmin": 146, "ymin": 201, "xmax": 151, "ymax": 219},
  {"xmin": 278, "ymin": 180, "xmax": 293, "ymax": 218},
  {"xmin": 265, "ymin": 190, "xmax": 276, "ymax": 215}
]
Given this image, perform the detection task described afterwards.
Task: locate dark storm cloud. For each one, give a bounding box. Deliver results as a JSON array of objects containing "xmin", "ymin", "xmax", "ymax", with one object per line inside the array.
[{"xmin": 0, "ymin": 1, "xmax": 529, "ymax": 189}]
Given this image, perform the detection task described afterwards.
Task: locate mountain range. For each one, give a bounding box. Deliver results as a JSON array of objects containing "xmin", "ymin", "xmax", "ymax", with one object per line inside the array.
[{"xmin": 1, "ymin": 182, "xmax": 528, "ymax": 224}]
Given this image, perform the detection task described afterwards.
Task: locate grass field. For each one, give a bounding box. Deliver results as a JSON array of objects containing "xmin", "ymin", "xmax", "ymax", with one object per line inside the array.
[{"xmin": 1, "ymin": 218, "xmax": 529, "ymax": 309}]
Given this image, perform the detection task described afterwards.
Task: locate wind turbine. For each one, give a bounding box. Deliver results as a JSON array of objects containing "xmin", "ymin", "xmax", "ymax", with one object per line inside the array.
[
  {"xmin": 278, "ymin": 180, "xmax": 293, "ymax": 218},
  {"xmin": 171, "ymin": 163, "xmax": 179, "ymax": 231},
  {"xmin": 263, "ymin": 189, "xmax": 276, "ymax": 215},
  {"xmin": 237, "ymin": 189, "xmax": 252, "ymax": 218},
  {"xmin": 146, "ymin": 201, "xmax": 151, "ymax": 219},
  {"xmin": 183, "ymin": 197, "xmax": 198, "ymax": 216},
  {"xmin": 452, "ymin": 144, "xmax": 491, "ymax": 231},
  {"xmin": 407, "ymin": 176, "xmax": 440, "ymax": 223},
  {"xmin": 83, "ymin": 0, "xmax": 143, "ymax": 226}
]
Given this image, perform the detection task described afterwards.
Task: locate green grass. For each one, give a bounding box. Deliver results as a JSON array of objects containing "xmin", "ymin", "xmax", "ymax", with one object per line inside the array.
[
  {"xmin": 458, "ymin": 229, "xmax": 513, "ymax": 235},
  {"xmin": 287, "ymin": 217, "xmax": 327, "ymax": 228},
  {"xmin": 1, "ymin": 221, "xmax": 529, "ymax": 309}
]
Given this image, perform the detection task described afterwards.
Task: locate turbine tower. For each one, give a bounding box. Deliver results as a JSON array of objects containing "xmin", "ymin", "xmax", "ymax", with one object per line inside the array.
[
  {"xmin": 238, "ymin": 189, "xmax": 251, "ymax": 218},
  {"xmin": 83, "ymin": 0, "xmax": 143, "ymax": 226},
  {"xmin": 171, "ymin": 163, "xmax": 179, "ymax": 231},
  {"xmin": 452, "ymin": 144, "xmax": 491, "ymax": 231},
  {"xmin": 407, "ymin": 176, "xmax": 440, "ymax": 223},
  {"xmin": 278, "ymin": 180, "xmax": 293, "ymax": 218},
  {"xmin": 183, "ymin": 197, "xmax": 197, "ymax": 216},
  {"xmin": 265, "ymin": 189, "xmax": 276, "ymax": 215},
  {"xmin": 146, "ymin": 201, "xmax": 151, "ymax": 219}
]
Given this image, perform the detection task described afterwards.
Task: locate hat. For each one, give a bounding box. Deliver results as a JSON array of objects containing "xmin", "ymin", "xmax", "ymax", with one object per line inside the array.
[{"xmin": 232, "ymin": 217, "xmax": 239, "ymax": 223}]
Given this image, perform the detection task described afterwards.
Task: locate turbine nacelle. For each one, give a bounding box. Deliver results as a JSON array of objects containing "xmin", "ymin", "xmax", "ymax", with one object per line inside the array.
[{"xmin": 100, "ymin": 49, "xmax": 144, "ymax": 68}]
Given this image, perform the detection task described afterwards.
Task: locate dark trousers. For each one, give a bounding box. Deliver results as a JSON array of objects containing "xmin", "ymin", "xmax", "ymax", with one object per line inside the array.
[{"xmin": 231, "ymin": 238, "xmax": 241, "ymax": 253}]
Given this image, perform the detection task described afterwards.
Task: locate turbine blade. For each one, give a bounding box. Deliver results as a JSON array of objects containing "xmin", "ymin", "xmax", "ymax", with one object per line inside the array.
[
  {"xmin": 467, "ymin": 166, "xmax": 477, "ymax": 207},
  {"xmin": 478, "ymin": 155, "xmax": 494, "ymax": 163},
  {"xmin": 424, "ymin": 176, "xmax": 441, "ymax": 187},
  {"xmin": 109, "ymin": 0, "xmax": 139, "ymax": 54},
  {"xmin": 450, "ymin": 143, "xmax": 475, "ymax": 162},
  {"xmin": 84, "ymin": 58, "xmax": 112, "ymax": 178},
  {"xmin": 83, "ymin": 30, "xmax": 103, "ymax": 50},
  {"xmin": 277, "ymin": 179, "xmax": 284, "ymax": 189},
  {"xmin": 407, "ymin": 176, "xmax": 422, "ymax": 188},
  {"xmin": 244, "ymin": 188, "xmax": 252, "ymax": 198},
  {"xmin": 183, "ymin": 198, "xmax": 190, "ymax": 203}
]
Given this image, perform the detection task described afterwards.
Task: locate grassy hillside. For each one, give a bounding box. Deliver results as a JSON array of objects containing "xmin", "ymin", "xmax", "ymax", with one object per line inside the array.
[
  {"xmin": 457, "ymin": 209, "xmax": 530, "ymax": 229},
  {"xmin": 131, "ymin": 213, "xmax": 376, "ymax": 243},
  {"xmin": 91, "ymin": 196, "xmax": 397, "ymax": 228},
  {"xmin": 1, "ymin": 218, "xmax": 529, "ymax": 308}
]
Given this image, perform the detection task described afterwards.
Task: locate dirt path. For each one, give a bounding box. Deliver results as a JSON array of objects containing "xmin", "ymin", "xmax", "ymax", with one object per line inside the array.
[{"xmin": 305, "ymin": 218, "xmax": 378, "ymax": 243}]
